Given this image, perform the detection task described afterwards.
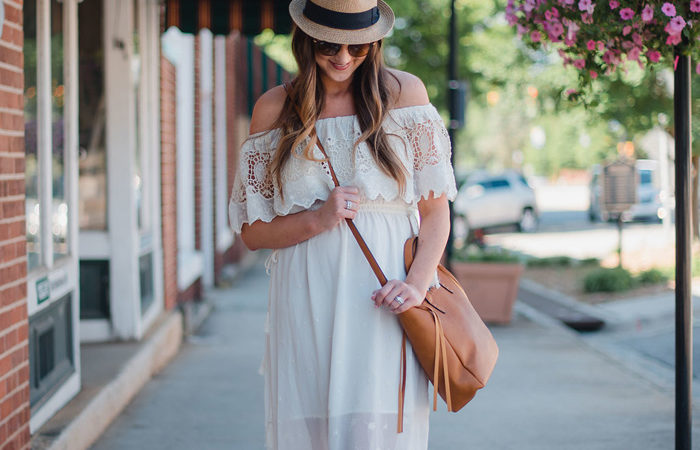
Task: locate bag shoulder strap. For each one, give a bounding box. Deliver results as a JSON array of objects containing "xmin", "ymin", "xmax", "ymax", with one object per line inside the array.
[
  {"xmin": 283, "ymin": 82, "xmax": 409, "ymax": 434},
  {"xmin": 282, "ymin": 82, "xmax": 389, "ymax": 286}
]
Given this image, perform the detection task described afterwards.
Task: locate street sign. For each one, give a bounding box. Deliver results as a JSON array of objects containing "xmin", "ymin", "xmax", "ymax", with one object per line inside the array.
[
  {"xmin": 36, "ymin": 277, "xmax": 50, "ymax": 305},
  {"xmin": 601, "ymin": 158, "xmax": 637, "ymax": 213}
]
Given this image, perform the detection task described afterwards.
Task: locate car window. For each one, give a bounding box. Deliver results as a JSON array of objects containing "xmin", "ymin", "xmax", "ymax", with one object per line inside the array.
[
  {"xmin": 639, "ymin": 169, "xmax": 653, "ymax": 185},
  {"xmin": 518, "ymin": 175, "xmax": 529, "ymax": 187},
  {"xmin": 489, "ymin": 178, "xmax": 511, "ymax": 189}
]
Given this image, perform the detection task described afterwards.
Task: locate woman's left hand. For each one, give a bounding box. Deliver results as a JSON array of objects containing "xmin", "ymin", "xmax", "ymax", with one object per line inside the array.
[{"xmin": 371, "ymin": 280, "xmax": 425, "ymax": 315}]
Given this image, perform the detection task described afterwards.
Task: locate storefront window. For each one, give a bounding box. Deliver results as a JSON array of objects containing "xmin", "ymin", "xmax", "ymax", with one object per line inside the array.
[
  {"xmin": 24, "ymin": 1, "xmax": 40, "ymax": 271},
  {"xmin": 52, "ymin": 0, "xmax": 68, "ymax": 262},
  {"xmin": 78, "ymin": 0, "xmax": 107, "ymax": 230}
]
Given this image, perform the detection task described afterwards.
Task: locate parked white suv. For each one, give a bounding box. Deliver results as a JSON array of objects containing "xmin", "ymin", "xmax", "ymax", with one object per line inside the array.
[{"xmin": 453, "ymin": 171, "xmax": 539, "ymax": 237}]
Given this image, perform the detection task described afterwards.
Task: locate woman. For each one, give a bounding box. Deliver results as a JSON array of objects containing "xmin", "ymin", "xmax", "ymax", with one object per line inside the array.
[{"xmin": 229, "ymin": 1, "xmax": 457, "ymax": 448}]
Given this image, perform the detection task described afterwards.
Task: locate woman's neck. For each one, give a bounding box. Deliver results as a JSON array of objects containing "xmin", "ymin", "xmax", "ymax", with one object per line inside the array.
[{"xmin": 320, "ymin": 74, "xmax": 353, "ymax": 98}]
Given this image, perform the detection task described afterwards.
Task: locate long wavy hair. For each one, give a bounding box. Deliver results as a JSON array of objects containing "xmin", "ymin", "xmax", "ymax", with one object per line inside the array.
[{"xmin": 269, "ymin": 26, "xmax": 406, "ymax": 199}]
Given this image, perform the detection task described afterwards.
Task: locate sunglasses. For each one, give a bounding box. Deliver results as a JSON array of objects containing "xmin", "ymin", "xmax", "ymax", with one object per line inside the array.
[{"xmin": 312, "ymin": 39, "xmax": 374, "ymax": 57}]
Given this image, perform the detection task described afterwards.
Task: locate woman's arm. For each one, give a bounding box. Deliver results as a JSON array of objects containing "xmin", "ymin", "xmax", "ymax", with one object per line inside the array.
[
  {"xmin": 240, "ymin": 186, "xmax": 362, "ymax": 250},
  {"xmin": 239, "ymin": 86, "xmax": 363, "ymax": 250},
  {"xmin": 371, "ymin": 192, "xmax": 450, "ymax": 313},
  {"xmin": 406, "ymin": 193, "xmax": 451, "ymax": 295}
]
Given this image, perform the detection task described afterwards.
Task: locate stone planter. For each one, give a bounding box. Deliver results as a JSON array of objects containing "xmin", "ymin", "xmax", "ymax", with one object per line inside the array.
[{"xmin": 450, "ymin": 261, "xmax": 524, "ymax": 324}]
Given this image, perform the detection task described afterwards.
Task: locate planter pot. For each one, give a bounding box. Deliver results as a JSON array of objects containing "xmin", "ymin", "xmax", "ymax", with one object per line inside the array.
[{"xmin": 450, "ymin": 261, "xmax": 524, "ymax": 324}]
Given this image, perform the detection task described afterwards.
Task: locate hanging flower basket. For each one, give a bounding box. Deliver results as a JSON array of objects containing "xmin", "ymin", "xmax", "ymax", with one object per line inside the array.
[{"xmin": 506, "ymin": 1, "xmax": 700, "ymax": 96}]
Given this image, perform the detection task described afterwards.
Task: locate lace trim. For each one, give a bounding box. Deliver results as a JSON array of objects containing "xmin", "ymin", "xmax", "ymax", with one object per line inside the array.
[{"xmin": 229, "ymin": 104, "xmax": 457, "ymax": 234}]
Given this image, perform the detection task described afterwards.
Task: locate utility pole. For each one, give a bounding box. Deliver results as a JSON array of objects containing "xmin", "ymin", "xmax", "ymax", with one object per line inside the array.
[
  {"xmin": 674, "ymin": 43, "xmax": 692, "ymax": 450},
  {"xmin": 446, "ymin": 0, "xmax": 458, "ymax": 270}
]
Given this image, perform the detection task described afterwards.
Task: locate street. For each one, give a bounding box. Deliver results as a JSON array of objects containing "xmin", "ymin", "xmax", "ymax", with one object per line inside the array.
[{"xmin": 483, "ymin": 182, "xmax": 674, "ymax": 268}]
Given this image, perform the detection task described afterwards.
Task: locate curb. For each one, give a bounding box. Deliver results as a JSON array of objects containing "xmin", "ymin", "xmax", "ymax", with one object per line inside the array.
[
  {"xmin": 47, "ymin": 309, "xmax": 184, "ymax": 450},
  {"xmin": 519, "ymin": 277, "xmax": 611, "ymax": 322}
]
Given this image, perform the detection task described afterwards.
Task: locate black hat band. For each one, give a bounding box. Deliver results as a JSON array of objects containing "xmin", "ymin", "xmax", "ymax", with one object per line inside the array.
[{"xmin": 303, "ymin": 1, "xmax": 380, "ymax": 30}]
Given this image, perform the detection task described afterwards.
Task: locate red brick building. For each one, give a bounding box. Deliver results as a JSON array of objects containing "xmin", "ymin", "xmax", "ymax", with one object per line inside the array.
[{"xmin": 0, "ymin": 0, "xmax": 292, "ymax": 447}]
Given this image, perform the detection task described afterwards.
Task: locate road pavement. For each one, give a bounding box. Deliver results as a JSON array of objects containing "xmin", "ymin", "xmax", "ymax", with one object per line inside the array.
[{"xmin": 91, "ymin": 257, "xmax": 699, "ymax": 450}]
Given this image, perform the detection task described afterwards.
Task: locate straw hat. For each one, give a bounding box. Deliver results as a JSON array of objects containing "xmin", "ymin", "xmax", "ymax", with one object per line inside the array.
[{"xmin": 289, "ymin": 0, "xmax": 395, "ymax": 45}]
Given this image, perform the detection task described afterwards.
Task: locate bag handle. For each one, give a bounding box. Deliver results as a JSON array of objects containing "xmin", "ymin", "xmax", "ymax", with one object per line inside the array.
[{"xmin": 282, "ymin": 82, "xmax": 409, "ymax": 433}]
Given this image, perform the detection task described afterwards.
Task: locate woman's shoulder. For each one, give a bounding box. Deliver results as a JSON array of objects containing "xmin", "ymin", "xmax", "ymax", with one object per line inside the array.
[
  {"xmin": 249, "ymin": 85, "xmax": 287, "ymax": 135},
  {"xmin": 385, "ymin": 68, "xmax": 430, "ymax": 109}
]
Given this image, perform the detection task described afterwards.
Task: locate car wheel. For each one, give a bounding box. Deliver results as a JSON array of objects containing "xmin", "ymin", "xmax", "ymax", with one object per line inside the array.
[
  {"xmin": 452, "ymin": 214, "xmax": 470, "ymax": 243},
  {"xmin": 588, "ymin": 208, "xmax": 598, "ymax": 222},
  {"xmin": 517, "ymin": 208, "xmax": 537, "ymax": 232}
]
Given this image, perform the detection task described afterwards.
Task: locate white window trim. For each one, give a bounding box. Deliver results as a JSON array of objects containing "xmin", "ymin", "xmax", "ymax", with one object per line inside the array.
[
  {"xmin": 214, "ymin": 36, "xmax": 233, "ymax": 253},
  {"xmin": 199, "ymin": 30, "xmax": 214, "ymax": 288},
  {"xmin": 177, "ymin": 249, "xmax": 203, "ymax": 291},
  {"xmin": 105, "ymin": 0, "xmax": 140, "ymax": 339}
]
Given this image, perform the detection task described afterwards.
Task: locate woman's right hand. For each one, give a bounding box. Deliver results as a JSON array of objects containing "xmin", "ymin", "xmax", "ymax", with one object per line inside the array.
[{"xmin": 315, "ymin": 186, "xmax": 362, "ymax": 230}]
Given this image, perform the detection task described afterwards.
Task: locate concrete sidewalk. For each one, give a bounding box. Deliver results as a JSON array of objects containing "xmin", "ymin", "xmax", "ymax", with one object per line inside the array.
[{"xmin": 91, "ymin": 260, "xmax": 700, "ymax": 450}]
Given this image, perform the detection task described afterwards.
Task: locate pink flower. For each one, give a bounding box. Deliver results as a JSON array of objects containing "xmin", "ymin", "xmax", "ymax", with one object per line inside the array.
[
  {"xmin": 646, "ymin": 49, "xmax": 661, "ymax": 62},
  {"xmin": 565, "ymin": 89, "xmax": 578, "ymax": 97},
  {"xmin": 524, "ymin": 0, "xmax": 536, "ymax": 13},
  {"xmin": 632, "ymin": 33, "xmax": 643, "ymax": 46},
  {"xmin": 620, "ymin": 8, "xmax": 635, "ymax": 20},
  {"xmin": 609, "ymin": 0, "xmax": 619, "ymax": 9},
  {"xmin": 641, "ymin": 5, "xmax": 654, "ymax": 22},
  {"xmin": 582, "ymin": 13, "xmax": 593, "ymax": 24},
  {"xmin": 627, "ymin": 47, "xmax": 641, "ymax": 61},
  {"xmin": 590, "ymin": 70, "xmax": 598, "ymax": 79},
  {"xmin": 691, "ymin": 0, "xmax": 700, "ymax": 13},
  {"xmin": 666, "ymin": 33, "xmax": 682, "ymax": 45},
  {"xmin": 602, "ymin": 51, "xmax": 615, "ymax": 64},
  {"xmin": 578, "ymin": 0, "xmax": 591, "ymax": 12},
  {"xmin": 597, "ymin": 41, "xmax": 606, "ymax": 51},
  {"xmin": 661, "ymin": 3, "xmax": 676, "ymax": 17},
  {"xmin": 567, "ymin": 21, "xmax": 580, "ymax": 41},
  {"xmin": 587, "ymin": 39, "xmax": 596, "ymax": 50},
  {"xmin": 696, "ymin": 62, "xmax": 700, "ymax": 75},
  {"xmin": 623, "ymin": 25, "xmax": 632, "ymax": 35},
  {"xmin": 545, "ymin": 7, "xmax": 560, "ymax": 20},
  {"xmin": 531, "ymin": 30, "xmax": 542, "ymax": 42},
  {"xmin": 549, "ymin": 22, "xmax": 565, "ymax": 38},
  {"xmin": 573, "ymin": 59, "xmax": 586, "ymax": 69},
  {"xmin": 668, "ymin": 16, "xmax": 686, "ymax": 34}
]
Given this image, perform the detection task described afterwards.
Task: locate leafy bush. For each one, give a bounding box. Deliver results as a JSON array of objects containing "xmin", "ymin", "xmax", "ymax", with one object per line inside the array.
[
  {"xmin": 636, "ymin": 268, "xmax": 669, "ymax": 285},
  {"xmin": 580, "ymin": 257, "xmax": 601, "ymax": 266},
  {"xmin": 583, "ymin": 267, "xmax": 634, "ymax": 293},
  {"xmin": 527, "ymin": 256, "xmax": 574, "ymax": 267},
  {"xmin": 454, "ymin": 245, "xmax": 521, "ymax": 264}
]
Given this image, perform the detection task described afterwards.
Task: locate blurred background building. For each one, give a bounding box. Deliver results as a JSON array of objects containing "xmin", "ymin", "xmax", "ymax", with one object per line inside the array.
[{"xmin": 0, "ymin": 0, "xmax": 291, "ymax": 446}]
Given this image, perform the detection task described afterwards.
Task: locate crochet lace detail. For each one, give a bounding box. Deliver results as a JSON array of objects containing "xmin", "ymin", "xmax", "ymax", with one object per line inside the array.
[{"xmin": 229, "ymin": 103, "xmax": 457, "ymax": 233}]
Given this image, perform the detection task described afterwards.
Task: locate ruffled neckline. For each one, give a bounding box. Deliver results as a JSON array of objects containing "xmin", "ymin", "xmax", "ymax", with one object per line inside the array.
[{"xmin": 246, "ymin": 102, "xmax": 440, "ymax": 140}]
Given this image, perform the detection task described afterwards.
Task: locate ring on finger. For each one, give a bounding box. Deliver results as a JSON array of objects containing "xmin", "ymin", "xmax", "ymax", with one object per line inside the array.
[
  {"xmin": 345, "ymin": 200, "xmax": 353, "ymax": 210},
  {"xmin": 393, "ymin": 295, "xmax": 404, "ymax": 306}
]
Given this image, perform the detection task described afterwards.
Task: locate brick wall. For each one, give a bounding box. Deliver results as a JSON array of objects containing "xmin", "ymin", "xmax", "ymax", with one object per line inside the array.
[
  {"xmin": 160, "ymin": 55, "xmax": 178, "ymax": 311},
  {"xmin": 0, "ymin": 0, "xmax": 32, "ymax": 448},
  {"xmin": 223, "ymin": 34, "xmax": 250, "ymax": 266}
]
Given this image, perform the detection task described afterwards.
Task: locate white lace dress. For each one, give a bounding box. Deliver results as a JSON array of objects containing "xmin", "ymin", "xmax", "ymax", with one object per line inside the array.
[{"xmin": 229, "ymin": 103, "xmax": 457, "ymax": 450}]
